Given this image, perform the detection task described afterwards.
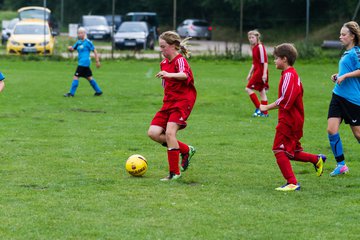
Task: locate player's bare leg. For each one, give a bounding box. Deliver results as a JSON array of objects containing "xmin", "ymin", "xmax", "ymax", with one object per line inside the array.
[
  {"xmin": 350, "ymin": 125, "xmax": 360, "ymax": 142},
  {"xmin": 147, "ymin": 125, "xmax": 166, "ymax": 144},
  {"xmin": 328, "ymin": 117, "xmax": 349, "ymax": 176}
]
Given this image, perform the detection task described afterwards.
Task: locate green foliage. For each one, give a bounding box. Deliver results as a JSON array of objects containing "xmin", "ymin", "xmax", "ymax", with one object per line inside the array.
[{"xmin": 0, "ymin": 59, "xmax": 359, "ymax": 239}]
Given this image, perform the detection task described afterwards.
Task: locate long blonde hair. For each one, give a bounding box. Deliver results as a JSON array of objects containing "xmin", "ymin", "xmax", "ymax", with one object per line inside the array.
[
  {"xmin": 343, "ymin": 21, "xmax": 360, "ymax": 46},
  {"xmin": 159, "ymin": 31, "xmax": 191, "ymax": 58},
  {"xmin": 248, "ymin": 29, "xmax": 261, "ymax": 43}
]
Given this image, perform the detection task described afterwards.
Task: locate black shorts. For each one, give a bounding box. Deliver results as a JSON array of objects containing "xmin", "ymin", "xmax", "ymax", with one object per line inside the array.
[
  {"xmin": 74, "ymin": 66, "xmax": 92, "ymax": 78},
  {"xmin": 328, "ymin": 93, "xmax": 360, "ymax": 126}
]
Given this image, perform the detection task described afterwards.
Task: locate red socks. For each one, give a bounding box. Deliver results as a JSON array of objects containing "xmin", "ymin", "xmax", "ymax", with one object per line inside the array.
[
  {"xmin": 293, "ymin": 152, "xmax": 318, "ymax": 164},
  {"xmin": 177, "ymin": 141, "xmax": 189, "ymax": 154},
  {"xmin": 167, "ymin": 149, "xmax": 180, "ymax": 175},
  {"xmin": 261, "ymin": 100, "xmax": 268, "ymax": 114},
  {"xmin": 249, "ymin": 93, "xmax": 260, "ymax": 109},
  {"xmin": 275, "ymin": 152, "xmax": 297, "ymax": 184}
]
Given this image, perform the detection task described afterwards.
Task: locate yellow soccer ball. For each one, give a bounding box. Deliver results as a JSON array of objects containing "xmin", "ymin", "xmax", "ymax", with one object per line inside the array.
[{"xmin": 125, "ymin": 154, "xmax": 148, "ymax": 177}]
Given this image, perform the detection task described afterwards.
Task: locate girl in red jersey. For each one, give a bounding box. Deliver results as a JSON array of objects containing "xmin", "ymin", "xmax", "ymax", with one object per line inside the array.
[
  {"xmin": 245, "ymin": 30, "xmax": 269, "ymax": 117},
  {"xmin": 148, "ymin": 31, "xmax": 197, "ymax": 181}
]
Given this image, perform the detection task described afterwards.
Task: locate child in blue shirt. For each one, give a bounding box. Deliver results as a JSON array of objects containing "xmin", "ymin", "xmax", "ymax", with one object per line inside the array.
[
  {"xmin": 328, "ymin": 21, "xmax": 360, "ymax": 176},
  {"xmin": 64, "ymin": 27, "xmax": 102, "ymax": 97}
]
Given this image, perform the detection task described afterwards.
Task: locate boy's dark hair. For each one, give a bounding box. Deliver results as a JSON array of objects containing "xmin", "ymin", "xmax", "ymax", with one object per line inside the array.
[{"xmin": 273, "ymin": 43, "xmax": 298, "ymax": 66}]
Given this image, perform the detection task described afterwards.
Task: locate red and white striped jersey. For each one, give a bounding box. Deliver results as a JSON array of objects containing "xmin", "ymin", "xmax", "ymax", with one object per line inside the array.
[
  {"xmin": 160, "ymin": 54, "xmax": 196, "ymax": 103},
  {"xmin": 275, "ymin": 67, "xmax": 304, "ymax": 137},
  {"xmin": 252, "ymin": 43, "xmax": 268, "ymax": 67}
]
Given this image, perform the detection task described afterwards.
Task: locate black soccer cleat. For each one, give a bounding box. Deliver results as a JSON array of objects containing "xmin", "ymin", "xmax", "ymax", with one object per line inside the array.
[
  {"xmin": 94, "ymin": 92, "xmax": 103, "ymax": 96},
  {"xmin": 64, "ymin": 93, "xmax": 74, "ymax": 97}
]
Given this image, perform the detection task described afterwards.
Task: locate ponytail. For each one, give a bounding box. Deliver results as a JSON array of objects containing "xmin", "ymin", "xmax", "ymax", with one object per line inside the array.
[{"xmin": 159, "ymin": 31, "xmax": 192, "ymax": 58}]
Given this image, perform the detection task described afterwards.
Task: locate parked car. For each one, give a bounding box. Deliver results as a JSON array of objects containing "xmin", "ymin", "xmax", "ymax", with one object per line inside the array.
[
  {"xmin": 7, "ymin": 19, "xmax": 55, "ymax": 55},
  {"xmin": 2, "ymin": 18, "xmax": 19, "ymax": 45},
  {"xmin": 125, "ymin": 12, "xmax": 159, "ymax": 38},
  {"xmin": 114, "ymin": 21, "xmax": 155, "ymax": 50},
  {"xmin": 105, "ymin": 15, "xmax": 123, "ymax": 32},
  {"xmin": 177, "ymin": 19, "xmax": 212, "ymax": 40},
  {"xmin": 81, "ymin": 15, "xmax": 111, "ymax": 40},
  {"xmin": 18, "ymin": 6, "xmax": 59, "ymax": 36}
]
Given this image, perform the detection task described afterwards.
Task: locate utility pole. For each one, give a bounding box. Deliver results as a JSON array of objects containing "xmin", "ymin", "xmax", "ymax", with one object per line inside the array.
[
  {"xmin": 173, "ymin": 0, "xmax": 177, "ymax": 30},
  {"xmin": 305, "ymin": 0, "xmax": 310, "ymax": 42},
  {"xmin": 43, "ymin": 0, "xmax": 47, "ymax": 57},
  {"xmin": 239, "ymin": 0, "xmax": 244, "ymax": 57},
  {"xmin": 111, "ymin": 0, "xmax": 115, "ymax": 59},
  {"xmin": 352, "ymin": 0, "xmax": 360, "ymax": 20},
  {"xmin": 61, "ymin": 0, "xmax": 64, "ymax": 30}
]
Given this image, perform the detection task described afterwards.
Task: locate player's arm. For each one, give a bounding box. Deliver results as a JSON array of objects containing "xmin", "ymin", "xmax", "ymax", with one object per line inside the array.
[
  {"xmin": 0, "ymin": 80, "xmax": 5, "ymax": 92},
  {"xmin": 260, "ymin": 102, "xmax": 278, "ymax": 112},
  {"xmin": 247, "ymin": 65, "xmax": 254, "ymax": 80},
  {"xmin": 155, "ymin": 71, "xmax": 187, "ymax": 80},
  {"xmin": 93, "ymin": 49, "xmax": 101, "ymax": 68},
  {"xmin": 68, "ymin": 42, "xmax": 78, "ymax": 52},
  {"xmin": 262, "ymin": 62, "xmax": 268, "ymax": 82},
  {"xmin": 336, "ymin": 69, "xmax": 360, "ymax": 84}
]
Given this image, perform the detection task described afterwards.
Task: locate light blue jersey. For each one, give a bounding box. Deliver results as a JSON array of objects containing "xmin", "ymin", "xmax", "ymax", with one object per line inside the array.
[
  {"xmin": 73, "ymin": 38, "xmax": 95, "ymax": 67},
  {"xmin": 333, "ymin": 46, "xmax": 360, "ymax": 106}
]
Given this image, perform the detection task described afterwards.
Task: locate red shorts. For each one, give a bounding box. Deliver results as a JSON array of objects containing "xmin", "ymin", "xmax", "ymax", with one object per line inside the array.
[
  {"xmin": 272, "ymin": 130, "xmax": 303, "ymax": 158},
  {"xmin": 151, "ymin": 101, "xmax": 194, "ymax": 130},
  {"xmin": 247, "ymin": 70, "xmax": 269, "ymax": 91}
]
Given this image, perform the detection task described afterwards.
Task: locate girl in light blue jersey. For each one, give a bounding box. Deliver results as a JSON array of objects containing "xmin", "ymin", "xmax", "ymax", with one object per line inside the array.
[
  {"xmin": 328, "ymin": 21, "xmax": 360, "ymax": 176},
  {"xmin": 64, "ymin": 27, "xmax": 103, "ymax": 97}
]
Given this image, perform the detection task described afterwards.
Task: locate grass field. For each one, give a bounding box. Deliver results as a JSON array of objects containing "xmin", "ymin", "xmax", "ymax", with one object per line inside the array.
[{"xmin": 0, "ymin": 58, "xmax": 359, "ymax": 239}]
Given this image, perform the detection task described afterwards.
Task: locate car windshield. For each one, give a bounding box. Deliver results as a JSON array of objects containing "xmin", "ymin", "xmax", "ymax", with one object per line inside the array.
[
  {"xmin": 193, "ymin": 21, "xmax": 209, "ymax": 27},
  {"xmin": 14, "ymin": 24, "xmax": 49, "ymax": 35},
  {"xmin": 19, "ymin": 9, "xmax": 49, "ymax": 20},
  {"xmin": 126, "ymin": 14, "xmax": 158, "ymax": 27},
  {"xmin": 118, "ymin": 23, "xmax": 147, "ymax": 33},
  {"xmin": 84, "ymin": 17, "xmax": 108, "ymax": 26},
  {"xmin": 8, "ymin": 19, "xmax": 19, "ymax": 29}
]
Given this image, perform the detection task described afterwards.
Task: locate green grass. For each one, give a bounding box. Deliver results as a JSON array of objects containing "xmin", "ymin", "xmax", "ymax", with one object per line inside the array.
[{"xmin": 0, "ymin": 59, "xmax": 359, "ymax": 239}]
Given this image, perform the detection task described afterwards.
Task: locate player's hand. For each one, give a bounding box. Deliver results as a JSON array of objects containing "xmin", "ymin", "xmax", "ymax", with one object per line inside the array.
[
  {"xmin": 68, "ymin": 46, "xmax": 74, "ymax": 52},
  {"xmin": 156, "ymin": 71, "xmax": 168, "ymax": 78},
  {"xmin": 259, "ymin": 104, "xmax": 267, "ymax": 112},
  {"xmin": 262, "ymin": 74, "xmax": 267, "ymax": 83},
  {"xmin": 336, "ymin": 75, "xmax": 346, "ymax": 85},
  {"xmin": 331, "ymin": 74, "xmax": 338, "ymax": 83},
  {"xmin": 96, "ymin": 61, "xmax": 101, "ymax": 68}
]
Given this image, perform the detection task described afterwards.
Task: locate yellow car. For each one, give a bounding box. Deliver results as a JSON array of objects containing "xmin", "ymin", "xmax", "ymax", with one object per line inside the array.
[{"xmin": 7, "ymin": 19, "xmax": 55, "ymax": 55}]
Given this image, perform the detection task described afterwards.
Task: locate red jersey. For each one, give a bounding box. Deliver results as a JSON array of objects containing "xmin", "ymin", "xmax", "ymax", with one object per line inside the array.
[
  {"xmin": 160, "ymin": 54, "xmax": 197, "ymax": 104},
  {"xmin": 275, "ymin": 67, "xmax": 304, "ymax": 139},
  {"xmin": 252, "ymin": 43, "xmax": 268, "ymax": 75}
]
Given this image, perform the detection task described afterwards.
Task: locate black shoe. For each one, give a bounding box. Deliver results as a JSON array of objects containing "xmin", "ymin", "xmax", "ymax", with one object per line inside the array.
[
  {"xmin": 94, "ymin": 92, "xmax": 103, "ymax": 96},
  {"xmin": 64, "ymin": 93, "xmax": 74, "ymax": 97}
]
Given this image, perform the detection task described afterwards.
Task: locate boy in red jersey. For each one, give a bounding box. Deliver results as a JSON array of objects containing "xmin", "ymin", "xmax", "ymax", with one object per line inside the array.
[
  {"xmin": 148, "ymin": 31, "xmax": 196, "ymax": 181},
  {"xmin": 260, "ymin": 43, "xmax": 326, "ymax": 191},
  {"xmin": 245, "ymin": 30, "xmax": 269, "ymax": 117}
]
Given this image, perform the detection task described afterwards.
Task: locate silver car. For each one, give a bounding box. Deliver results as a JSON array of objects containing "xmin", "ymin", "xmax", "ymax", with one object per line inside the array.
[
  {"xmin": 2, "ymin": 18, "xmax": 19, "ymax": 45},
  {"xmin": 177, "ymin": 19, "xmax": 212, "ymax": 40},
  {"xmin": 82, "ymin": 15, "xmax": 111, "ymax": 40},
  {"xmin": 114, "ymin": 21, "xmax": 155, "ymax": 50}
]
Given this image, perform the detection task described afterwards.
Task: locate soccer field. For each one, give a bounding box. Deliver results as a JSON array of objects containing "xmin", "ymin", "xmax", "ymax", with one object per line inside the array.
[{"xmin": 0, "ymin": 59, "xmax": 359, "ymax": 239}]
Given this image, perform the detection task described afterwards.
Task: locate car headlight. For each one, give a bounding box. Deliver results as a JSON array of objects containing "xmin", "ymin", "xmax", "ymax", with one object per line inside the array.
[
  {"xmin": 115, "ymin": 38, "xmax": 124, "ymax": 42},
  {"xmin": 136, "ymin": 38, "xmax": 146, "ymax": 43},
  {"xmin": 10, "ymin": 40, "xmax": 20, "ymax": 46},
  {"xmin": 39, "ymin": 41, "xmax": 49, "ymax": 46}
]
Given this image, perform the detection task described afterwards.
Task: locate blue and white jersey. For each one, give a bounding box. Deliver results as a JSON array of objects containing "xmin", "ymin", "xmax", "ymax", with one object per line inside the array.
[
  {"xmin": 333, "ymin": 46, "xmax": 360, "ymax": 106},
  {"xmin": 72, "ymin": 38, "xmax": 95, "ymax": 67}
]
